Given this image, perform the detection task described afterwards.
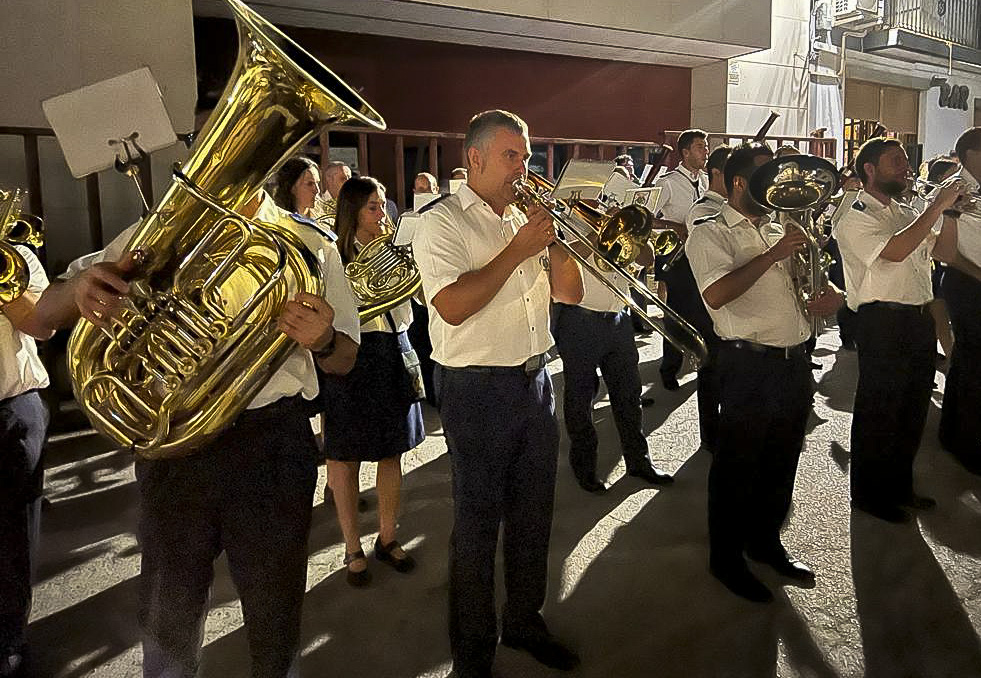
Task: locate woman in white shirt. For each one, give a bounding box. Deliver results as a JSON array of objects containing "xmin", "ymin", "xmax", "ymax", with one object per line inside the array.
[{"xmin": 321, "ymin": 176, "xmax": 425, "ymax": 586}]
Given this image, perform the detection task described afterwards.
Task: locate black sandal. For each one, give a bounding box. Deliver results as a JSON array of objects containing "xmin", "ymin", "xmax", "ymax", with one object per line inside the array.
[
  {"xmin": 344, "ymin": 548, "xmax": 371, "ymax": 587},
  {"xmin": 374, "ymin": 537, "xmax": 416, "ymax": 573}
]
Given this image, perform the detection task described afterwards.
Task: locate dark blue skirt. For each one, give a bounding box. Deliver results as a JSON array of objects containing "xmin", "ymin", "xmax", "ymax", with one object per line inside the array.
[{"xmin": 320, "ymin": 331, "xmax": 425, "ymax": 462}]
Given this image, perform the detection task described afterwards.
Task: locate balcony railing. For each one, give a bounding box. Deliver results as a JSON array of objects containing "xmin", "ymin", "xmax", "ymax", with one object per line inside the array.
[{"xmin": 884, "ymin": 0, "xmax": 979, "ymax": 49}]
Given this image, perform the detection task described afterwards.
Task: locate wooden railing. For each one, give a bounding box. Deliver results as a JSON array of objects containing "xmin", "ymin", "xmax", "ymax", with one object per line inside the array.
[
  {"xmin": 315, "ymin": 126, "xmax": 667, "ymax": 210},
  {"xmin": 666, "ymin": 130, "xmax": 838, "ymax": 161}
]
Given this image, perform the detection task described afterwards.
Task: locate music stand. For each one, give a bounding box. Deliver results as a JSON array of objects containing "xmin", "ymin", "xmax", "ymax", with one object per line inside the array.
[
  {"xmin": 552, "ymin": 159, "xmax": 613, "ymax": 202},
  {"xmin": 42, "ymin": 67, "xmax": 178, "ymax": 211}
]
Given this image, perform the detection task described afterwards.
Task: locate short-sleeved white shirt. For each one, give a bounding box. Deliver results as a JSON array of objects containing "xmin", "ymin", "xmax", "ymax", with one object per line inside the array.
[
  {"xmin": 686, "ymin": 202, "xmax": 811, "ymax": 347},
  {"xmin": 577, "ymin": 268, "xmax": 631, "ymax": 314},
  {"xmin": 654, "ymin": 165, "xmax": 709, "ymax": 224},
  {"xmin": 686, "ymin": 190, "xmax": 726, "ymax": 231},
  {"xmin": 953, "ymin": 168, "xmax": 981, "ymax": 268},
  {"xmin": 0, "ymin": 246, "xmax": 50, "ymax": 400},
  {"xmin": 412, "ymin": 184, "xmax": 555, "ymax": 367},
  {"xmin": 833, "ymin": 190, "xmax": 934, "ymax": 311},
  {"xmin": 60, "ymin": 193, "xmax": 360, "ymax": 409}
]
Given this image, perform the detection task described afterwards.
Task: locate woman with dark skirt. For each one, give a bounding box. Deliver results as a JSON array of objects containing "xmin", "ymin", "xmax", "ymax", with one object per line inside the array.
[{"xmin": 322, "ymin": 176, "xmax": 425, "ymax": 587}]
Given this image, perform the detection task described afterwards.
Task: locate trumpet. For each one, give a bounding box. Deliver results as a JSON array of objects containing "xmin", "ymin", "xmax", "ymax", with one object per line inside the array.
[
  {"xmin": 513, "ymin": 172, "xmax": 708, "ymax": 369},
  {"xmin": 913, "ymin": 176, "xmax": 981, "ymax": 216}
]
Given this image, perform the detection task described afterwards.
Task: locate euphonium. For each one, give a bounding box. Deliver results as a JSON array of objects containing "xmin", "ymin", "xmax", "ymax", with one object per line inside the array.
[
  {"xmin": 67, "ymin": 0, "xmax": 385, "ymax": 459},
  {"xmin": 513, "ymin": 172, "xmax": 708, "ymax": 369},
  {"xmin": 345, "ymin": 213, "xmax": 422, "ymax": 322},
  {"xmin": 749, "ymin": 154, "xmax": 838, "ymax": 332},
  {"xmin": 0, "ymin": 189, "xmax": 44, "ymax": 304}
]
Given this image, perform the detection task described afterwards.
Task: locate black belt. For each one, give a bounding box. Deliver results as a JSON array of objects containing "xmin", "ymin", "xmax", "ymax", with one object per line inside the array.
[
  {"xmin": 443, "ymin": 352, "xmax": 548, "ymax": 376},
  {"xmin": 722, "ymin": 339, "xmax": 806, "ymax": 360},
  {"xmin": 860, "ymin": 301, "xmax": 929, "ymax": 314}
]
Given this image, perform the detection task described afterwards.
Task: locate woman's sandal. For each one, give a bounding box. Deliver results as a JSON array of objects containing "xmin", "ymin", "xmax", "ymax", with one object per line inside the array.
[
  {"xmin": 344, "ymin": 548, "xmax": 371, "ymax": 587},
  {"xmin": 374, "ymin": 537, "xmax": 417, "ymax": 573}
]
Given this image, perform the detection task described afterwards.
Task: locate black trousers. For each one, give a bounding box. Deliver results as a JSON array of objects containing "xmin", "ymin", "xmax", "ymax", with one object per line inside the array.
[
  {"xmin": 696, "ymin": 333, "xmax": 723, "ymax": 453},
  {"xmin": 939, "ymin": 268, "xmax": 981, "ymax": 465},
  {"xmin": 659, "ymin": 255, "xmax": 713, "ymax": 381},
  {"xmin": 552, "ymin": 304, "xmax": 649, "ymax": 478},
  {"xmin": 435, "ymin": 363, "xmax": 559, "ymax": 677},
  {"xmin": 0, "ymin": 390, "xmax": 47, "ymax": 654},
  {"xmin": 708, "ymin": 343, "xmax": 812, "ymax": 565},
  {"xmin": 851, "ymin": 303, "xmax": 935, "ymax": 506},
  {"xmin": 136, "ymin": 395, "xmax": 318, "ymax": 678}
]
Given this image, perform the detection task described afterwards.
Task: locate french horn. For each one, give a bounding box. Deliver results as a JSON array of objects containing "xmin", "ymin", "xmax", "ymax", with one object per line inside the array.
[{"xmin": 0, "ymin": 189, "xmax": 44, "ymax": 304}]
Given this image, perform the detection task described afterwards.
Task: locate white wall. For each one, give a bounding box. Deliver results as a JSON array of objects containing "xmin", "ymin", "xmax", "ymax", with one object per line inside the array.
[
  {"xmin": 1, "ymin": 0, "xmax": 195, "ymax": 273},
  {"xmin": 726, "ymin": 0, "xmax": 812, "ymax": 137},
  {"xmin": 919, "ymin": 76, "xmax": 981, "ymax": 161}
]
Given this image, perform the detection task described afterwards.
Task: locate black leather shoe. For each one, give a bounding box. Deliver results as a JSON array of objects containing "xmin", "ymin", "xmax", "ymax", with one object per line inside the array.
[
  {"xmin": 747, "ymin": 549, "xmax": 816, "ymax": 585},
  {"xmin": 500, "ymin": 632, "xmax": 580, "ymax": 671},
  {"xmin": 899, "ymin": 493, "xmax": 937, "ymax": 511},
  {"xmin": 851, "ymin": 499, "xmax": 911, "ymax": 524},
  {"xmin": 710, "ymin": 562, "xmax": 773, "ymax": 603},
  {"xmin": 641, "ymin": 396, "xmax": 656, "ymax": 408},
  {"xmin": 661, "ymin": 375, "xmax": 680, "ymax": 391},
  {"xmin": 576, "ymin": 476, "xmax": 607, "ymax": 493},
  {"xmin": 344, "ymin": 548, "xmax": 372, "ymax": 587},
  {"xmin": 375, "ymin": 537, "xmax": 416, "ymax": 573},
  {"xmin": 627, "ymin": 465, "xmax": 674, "ymax": 485}
]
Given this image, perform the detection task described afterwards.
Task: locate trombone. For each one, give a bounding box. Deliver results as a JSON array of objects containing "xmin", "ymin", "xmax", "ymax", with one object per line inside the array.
[
  {"xmin": 513, "ymin": 172, "xmax": 708, "ymax": 369},
  {"xmin": 913, "ymin": 176, "xmax": 981, "ymax": 217}
]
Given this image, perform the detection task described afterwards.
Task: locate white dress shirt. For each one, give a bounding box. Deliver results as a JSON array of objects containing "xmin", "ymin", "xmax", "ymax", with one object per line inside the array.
[
  {"xmin": 833, "ymin": 190, "xmax": 935, "ymax": 312},
  {"xmin": 953, "ymin": 167, "xmax": 981, "ymax": 268},
  {"xmin": 1, "ymin": 246, "xmax": 50, "ymax": 400},
  {"xmin": 686, "ymin": 202, "xmax": 811, "ymax": 347},
  {"xmin": 577, "ymin": 268, "xmax": 631, "ymax": 313},
  {"xmin": 61, "ymin": 192, "xmax": 360, "ymax": 409},
  {"xmin": 412, "ymin": 183, "xmax": 555, "ymax": 367},
  {"xmin": 686, "ymin": 190, "xmax": 726, "ymax": 231},
  {"xmin": 654, "ymin": 165, "xmax": 709, "ymax": 224}
]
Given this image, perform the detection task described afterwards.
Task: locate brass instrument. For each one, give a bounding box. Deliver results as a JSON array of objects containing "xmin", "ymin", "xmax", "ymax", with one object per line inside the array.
[
  {"xmin": 314, "ymin": 194, "xmax": 337, "ymax": 228},
  {"xmin": 0, "ymin": 189, "xmax": 44, "ymax": 304},
  {"xmin": 67, "ymin": 0, "xmax": 386, "ymax": 459},
  {"xmin": 749, "ymin": 154, "xmax": 838, "ymax": 333},
  {"xmin": 513, "ymin": 172, "xmax": 708, "ymax": 369},
  {"xmin": 345, "ymin": 213, "xmax": 422, "ymax": 322},
  {"xmin": 913, "ymin": 176, "xmax": 981, "ymax": 217}
]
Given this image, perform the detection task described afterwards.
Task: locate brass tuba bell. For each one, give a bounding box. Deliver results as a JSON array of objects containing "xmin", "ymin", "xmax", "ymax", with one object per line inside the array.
[
  {"xmin": 67, "ymin": 0, "xmax": 386, "ymax": 459},
  {"xmin": 0, "ymin": 189, "xmax": 44, "ymax": 304}
]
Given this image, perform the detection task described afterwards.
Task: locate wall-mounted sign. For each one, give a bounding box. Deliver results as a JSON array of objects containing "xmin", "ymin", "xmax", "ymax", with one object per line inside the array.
[
  {"xmin": 728, "ymin": 62, "xmax": 741, "ymax": 86},
  {"xmin": 939, "ymin": 83, "xmax": 970, "ymax": 110}
]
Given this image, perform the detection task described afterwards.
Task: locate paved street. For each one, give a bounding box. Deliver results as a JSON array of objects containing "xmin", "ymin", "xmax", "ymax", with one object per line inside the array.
[{"xmin": 29, "ymin": 327, "xmax": 981, "ymax": 677}]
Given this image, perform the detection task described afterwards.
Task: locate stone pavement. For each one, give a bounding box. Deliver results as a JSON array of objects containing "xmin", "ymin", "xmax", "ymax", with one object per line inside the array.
[{"xmin": 28, "ymin": 328, "xmax": 981, "ymax": 677}]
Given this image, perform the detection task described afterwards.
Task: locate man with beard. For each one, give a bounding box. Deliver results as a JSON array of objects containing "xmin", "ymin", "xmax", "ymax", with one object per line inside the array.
[
  {"xmin": 835, "ymin": 137, "xmax": 964, "ymax": 524},
  {"xmin": 686, "ymin": 143, "xmax": 843, "ymax": 602}
]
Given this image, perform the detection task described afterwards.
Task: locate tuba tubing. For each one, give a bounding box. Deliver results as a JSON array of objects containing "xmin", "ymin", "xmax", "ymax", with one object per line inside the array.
[
  {"xmin": 513, "ymin": 175, "xmax": 708, "ymax": 370},
  {"xmin": 67, "ymin": 0, "xmax": 386, "ymax": 459}
]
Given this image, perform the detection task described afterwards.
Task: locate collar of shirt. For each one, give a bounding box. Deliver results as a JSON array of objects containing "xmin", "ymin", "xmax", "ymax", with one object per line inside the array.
[
  {"xmin": 700, "ymin": 190, "xmax": 725, "ymax": 205},
  {"xmin": 456, "ymin": 183, "xmax": 524, "ymax": 233},
  {"xmin": 676, "ymin": 165, "xmax": 704, "ymax": 183},
  {"xmin": 719, "ymin": 202, "xmax": 772, "ymax": 231},
  {"xmin": 959, "ymin": 167, "xmax": 980, "ymax": 192},
  {"xmin": 854, "ymin": 189, "xmax": 917, "ymax": 225}
]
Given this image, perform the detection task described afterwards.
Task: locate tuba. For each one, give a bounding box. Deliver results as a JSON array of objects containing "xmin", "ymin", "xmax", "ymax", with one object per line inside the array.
[
  {"xmin": 67, "ymin": 0, "xmax": 386, "ymax": 459},
  {"xmin": 345, "ymin": 213, "xmax": 422, "ymax": 322},
  {"xmin": 749, "ymin": 154, "xmax": 838, "ymax": 333},
  {"xmin": 0, "ymin": 189, "xmax": 44, "ymax": 304},
  {"xmin": 513, "ymin": 171, "xmax": 708, "ymax": 368}
]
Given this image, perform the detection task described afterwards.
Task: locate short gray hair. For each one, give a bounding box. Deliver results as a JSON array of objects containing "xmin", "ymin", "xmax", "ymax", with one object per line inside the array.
[{"xmin": 464, "ymin": 110, "xmax": 528, "ymax": 155}]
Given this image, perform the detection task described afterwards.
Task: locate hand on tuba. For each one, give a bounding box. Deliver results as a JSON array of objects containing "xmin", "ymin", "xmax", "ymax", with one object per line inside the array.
[
  {"xmin": 278, "ymin": 291, "xmax": 336, "ymax": 350},
  {"xmin": 804, "ymin": 286, "xmax": 845, "ymax": 317},
  {"xmin": 72, "ymin": 251, "xmax": 144, "ymax": 328}
]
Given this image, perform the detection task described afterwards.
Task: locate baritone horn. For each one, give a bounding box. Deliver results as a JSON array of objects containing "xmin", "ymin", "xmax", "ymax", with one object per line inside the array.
[
  {"xmin": 513, "ymin": 172, "xmax": 708, "ymax": 369},
  {"xmin": 0, "ymin": 189, "xmax": 44, "ymax": 304},
  {"xmin": 67, "ymin": 0, "xmax": 386, "ymax": 459}
]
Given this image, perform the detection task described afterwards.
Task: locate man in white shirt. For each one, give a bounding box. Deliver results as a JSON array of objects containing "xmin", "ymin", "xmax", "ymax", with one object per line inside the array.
[
  {"xmin": 939, "ymin": 127, "xmax": 981, "ymax": 477},
  {"xmin": 683, "ymin": 144, "xmax": 731, "ymax": 454},
  {"xmin": 33, "ymin": 190, "xmax": 361, "ymax": 678},
  {"xmin": 552, "ymin": 239, "xmax": 673, "ymax": 493},
  {"xmin": 687, "ymin": 143, "xmax": 842, "ymax": 603},
  {"xmin": 413, "ymin": 110, "xmax": 583, "ymax": 678},
  {"xmin": 835, "ymin": 137, "xmax": 963, "ymax": 524},
  {"xmin": 0, "ymin": 245, "xmax": 52, "ymax": 678},
  {"xmin": 653, "ymin": 129, "xmax": 709, "ymax": 390}
]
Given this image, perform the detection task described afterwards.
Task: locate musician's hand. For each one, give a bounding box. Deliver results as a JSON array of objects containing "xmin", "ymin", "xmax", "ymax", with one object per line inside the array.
[
  {"xmin": 278, "ymin": 292, "xmax": 336, "ymax": 350},
  {"xmin": 933, "ymin": 178, "xmax": 968, "ymax": 211},
  {"xmin": 766, "ymin": 227, "xmax": 807, "ymax": 263},
  {"xmin": 73, "ymin": 250, "xmax": 144, "ymax": 328},
  {"xmin": 806, "ymin": 288, "xmax": 844, "ymax": 317},
  {"xmin": 510, "ymin": 205, "xmax": 555, "ymax": 259}
]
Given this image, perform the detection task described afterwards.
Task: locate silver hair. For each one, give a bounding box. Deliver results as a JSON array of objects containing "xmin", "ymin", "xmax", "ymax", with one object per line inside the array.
[{"xmin": 464, "ymin": 110, "xmax": 528, "ymax": 155}]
